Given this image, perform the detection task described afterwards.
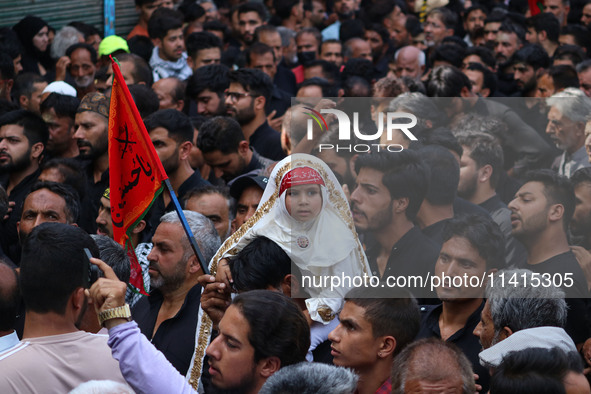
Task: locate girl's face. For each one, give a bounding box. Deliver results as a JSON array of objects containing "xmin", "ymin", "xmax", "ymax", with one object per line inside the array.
[
  {"xmin": 33, "ymin": 26, "xmax": 49, "ymax": 52},
  {"xmin": 285, "ymin": 184, "xmax": 323, "ymax": 222}
]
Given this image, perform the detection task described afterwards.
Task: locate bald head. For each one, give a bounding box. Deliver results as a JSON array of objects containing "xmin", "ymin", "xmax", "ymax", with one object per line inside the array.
[
  {"xmin": 392, "ymin": 338, "xmax": 475, "ymax": 393},
  {"xmin": 281, "ymin": 104, "xmax": 309, "ymax": 154},
  {"xmin": 344, "ymin": 38, "xmax": 373, "ymax": 62},
  {"xmin": 394, "ymin": 46, "xmax": 426, "ymax": 80},
  {"xmin": 152, "ymin": 77, "xmax": 185, "ymax": 111},
  {"xmin": 0, "ymin": 262, "xmax": 19, "ymax": 334}
]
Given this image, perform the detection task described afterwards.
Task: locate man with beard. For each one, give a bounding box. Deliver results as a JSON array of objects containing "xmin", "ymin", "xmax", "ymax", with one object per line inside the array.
[
  {"xmin": 350, "ymin": 150, "xmax": 439, "ymax": 297},
  {"xmin": 73, "ymin": 92, "xmax": 110, "ymax": 233},
  {"xmin": 416, "ymin": 214, "xmax": 505, "ymax": 393},
  {"xmin": 322, "ymin": 0, "xmax": 358, "ymax": 41},
  {"xmin": 0, "ymin": 110, "xmax": 47, "ymax": 264},
  {"xmin": 144, "ymin": 109, "xmax": 209, "ymax": 230},
  {"xmin": 197, "ymin": 116, "xmax": 274, "ymax": 183},
  {"xmin": 185, "ymin": 64, "xmax": 229, "ymax": 118},
  {"xmin": 456, "ymin": 133, "xmax": 527, "ymax": 268},
  {"xmin": 463, "ymin": 5, "xmax": 487, "ymax": 47},
  {"xmin": 546, "ymin": 89, "xmax": 591, "ymax": 177},
  {"xmin": 148, "ymin": 8, "xmax": 192, "ymax": 82},
  {"xmin": 507, "ymin": 170, "xmax": 590, "ymax": 347},
  {"xmin": 225, "ymin": 69, "xmax": 284, "ymax": 160},
  {"xmin": 132, "ymin": 210, "xmax": 220, "ymax": 375},
  {"xmin": 423, "ymin": 8, "xmax": 456, "ymax": 49},
  {"xmin": 512, "ymin": 44, "xmax": 550, "ymax": 97},
  {"xmin": 40, "ymin": 93, "xmax": 80, "ymax": 159},
  {"xmin": 237, "ymin": 2, "xmax": 267, "ymax": 49},
  {"xmin": 494, "ymin": 20, "xmax": 525, "ymax": 96},
  {"xmin": 473, "ymin": 269, "xmax": 573, "ymax": 367},
  {"xmin": 64, "ymin": 43, "xmax": 98, "ymax": 99}
]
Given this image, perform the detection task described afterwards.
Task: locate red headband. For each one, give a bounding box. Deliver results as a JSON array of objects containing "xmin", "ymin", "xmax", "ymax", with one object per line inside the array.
[{"xmin": 279, "ymin": 167, "xmax": 325, "ymax": 196}]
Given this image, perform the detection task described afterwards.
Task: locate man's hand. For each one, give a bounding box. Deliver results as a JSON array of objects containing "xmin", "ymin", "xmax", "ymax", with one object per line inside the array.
[
  {"xmin": 215, "ymin": 258, "xmax": 233, "ymax": 289},
  {"xmin": 198, "ymin": 274, "xmax": 231, "ymax": 328},
  {"xmin": 3, "ymin": 201, "xmax": 14, "ymax": 221},
  {"xmin": 55, "ymin": 56, "xmax": 71, "ymax": 82},
  {"xmin": 86, "ymin": 257, "xmax": 128, "ymax": 329},
  {"xmin": 267, "ymin": 110, "xmax": 284, "ymax": 132}
]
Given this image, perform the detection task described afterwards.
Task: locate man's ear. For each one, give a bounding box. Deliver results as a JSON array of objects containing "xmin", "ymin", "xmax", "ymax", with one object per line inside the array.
[
  {"xmin": 179, "ymin": 140, "xmax": 193, "ymax": 160},
  {"xmin": 71, "ymin": 287, "xmax": 87, "ymax": 312},
  {"xmin": 237, "ymin": 140, "xmax": 250, "ymax": 156},
  {"xmin": 153, "ymin": 38, "xmax": 162, "ymax": 49},
  {"xmin": 132, "ymin": 220, "xmax": 146, "ymax": 234},
  {"xmin": 393, "ymin": 197, "xmax": 409, "ymax": 214},
  {"xmin": 281, "ymin": 273, "xmax": 301, "ymax": 297},
  {"xmin": 378, "ymin": 335, "xmax": 397, "ymax": 358},
  {"xmin": 460, "ymin": 86, "xmax": 473, "ymax": 98},
  {"xmin": 499, "ymin": 326, "xmax": 513, "ymax": 341},
  {"xmin": 19, "ymin": 95, "xmax": 29, "ymax": 109},
  {"xmin": 187, "ymin": 253, "xmax": 201, "ymax": 274},
  {"xmin": 548, "ymin": 203, "xmax": 565, "ymax": 223},
  {"xmin": 480, "ymin": 87, "xmax": 491, "ymax": 98},
  {"xmin": 281, "ymin": 128, "xmax": 292, "ymax": 155},
  {"xmin": 31, "ymin": 142, "xmax": 44, "ymax": 160},
  {"xmin": 479, "ymin": 164, "xmax": 493, "ymax": 184},
  {"xmin": 187, "ymin": 56, "xmax": 195, "ymax": 70},
  {"xmin": 254, "ymin": 96, "xmax": 266, "ymax": 112},
  {"xmin": 257, "ymin": 356, "xmax": 281, "ymax": 378},
  {"xmin": 175, "ymin": 99, "xmax": 185, "ymax": 112}
]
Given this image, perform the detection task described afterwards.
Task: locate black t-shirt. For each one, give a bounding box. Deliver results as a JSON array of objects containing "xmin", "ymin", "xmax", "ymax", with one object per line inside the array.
[
  {"xmin": 365, "ymin": 226, "xmax": 440, "ymax": 299},
  {"xmin": 529, "ymin": 251, "xmax": 590, "ymax": 344},
  {"xmin": 132, "ymin": 283, "xmax": 202, "ymax": 376},
  {"xmin": 416, "ymin": 301, "xmax": 490, "ymax": 393}
]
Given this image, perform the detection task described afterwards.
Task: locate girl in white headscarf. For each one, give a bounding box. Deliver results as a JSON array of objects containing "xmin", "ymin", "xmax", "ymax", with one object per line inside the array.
[{"xmin": 187, "ymin": 154, "xmax": 371, "ymax": 384}]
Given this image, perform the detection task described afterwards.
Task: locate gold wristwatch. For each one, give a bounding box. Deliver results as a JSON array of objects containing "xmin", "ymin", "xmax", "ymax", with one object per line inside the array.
[{"xmin": 98, "ymin": 304, "xmax": 132, "ymax": 327}]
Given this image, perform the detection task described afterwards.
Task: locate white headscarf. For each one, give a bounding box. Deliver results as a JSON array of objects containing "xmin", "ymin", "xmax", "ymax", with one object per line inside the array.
[{"xmin": 186, "ymin": 154, "xmax": 371, "ymax": 387}]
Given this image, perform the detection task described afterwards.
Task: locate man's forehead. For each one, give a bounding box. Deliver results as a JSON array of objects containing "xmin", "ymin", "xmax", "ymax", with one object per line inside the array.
[
  {"xmin": 357, "ymin": 167, "xmax": 386, "ymax": 186},
  {"xmin": 153, "ymin": 221, "xmax": 184, "ymax": 242},
  {"xmin": 519, "ymin": 181, "xmax": 546, "ymax": 196},
  {"xmin": 240, "ymin": 11, "xmax": 262, "ymax": 22},
  {"xmin": 189, "ymin": 193, "xmax": 227, "ymax": 210},
  {"xmin": 100, "ymin": 196, "xmax": 111, "ymax": 208},
  {"xmin": 0, "ymin": 124, "xmax": 25, "ymax": 138},
  {"xmin": 24, "ymin": 189, "xmax": 66, "ymax": 210},
  {"xmin": 341, "ymin": 301, "xmax": 370, "ymax": 327},
  {"xmin": 229, "ymin": 82, "xmax": 247, "ymax": 92},
  {"xmin": 219, "ymin": 304, "xmax": 251, "ymax": 342},
  {"xmin": 75, "ymin": 110, "xmax": 107, "ymax": 125},
  {"xmin": 238, "ymin": 185, "xmax": 263, "ymax": 203}
]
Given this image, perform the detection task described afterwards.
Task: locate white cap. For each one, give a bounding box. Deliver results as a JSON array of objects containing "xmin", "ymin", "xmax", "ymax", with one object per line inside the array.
[
  {"xmin": 42, "ymin": 81, "xmax": 77, "ymax": 97},
  {"xmin": 479, "ymin": 326, "xmax": 577, "ymax": 368}
]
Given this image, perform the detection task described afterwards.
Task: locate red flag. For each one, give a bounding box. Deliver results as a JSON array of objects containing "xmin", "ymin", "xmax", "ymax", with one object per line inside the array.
[
  {"xmin": 108, "ymin": 56, "xmax": 168, "ymax": 295},
  {"xmin": 529, "ymin": 0, "xmax": 544, "ymax": 16}
]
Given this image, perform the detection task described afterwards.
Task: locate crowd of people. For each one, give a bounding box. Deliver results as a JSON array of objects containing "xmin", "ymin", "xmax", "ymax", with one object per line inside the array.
[{"xmin": 2, "ymin": 0, "xmax": 591, "ymax": 392}]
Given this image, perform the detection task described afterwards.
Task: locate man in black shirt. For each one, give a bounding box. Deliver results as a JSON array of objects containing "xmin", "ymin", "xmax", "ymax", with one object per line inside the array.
[
  {"xmin": 508, "ymin": 169, "xmax": 590, "ymax": 346},
  {"xmin": 197, "ymin": 116, "xmax": 274, "ymax": 183},
  {"xmin": 132, "ymin": 210, "xmax": 220, "ymax": 375},
  {"xmin": 457, "ymin": 132, "xmax": 527, "ymax": 268},
  {"xmin": 350, "ymin": 150, "xmax": 439, "ymax": 299},
  {"xmin": 144, "ymin": 109, "xmax": 210, "ymax": 233},
  {"xmin": 0, "ymin": 110, "xmax": 47, "ymax": 264},
  {"xmin": 417, "ymin": 214, "xmax": 506, "ymax": 393},
  {"xmin": 225, "ymin": 69, "xmax": 285, "ymax": 161}
]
